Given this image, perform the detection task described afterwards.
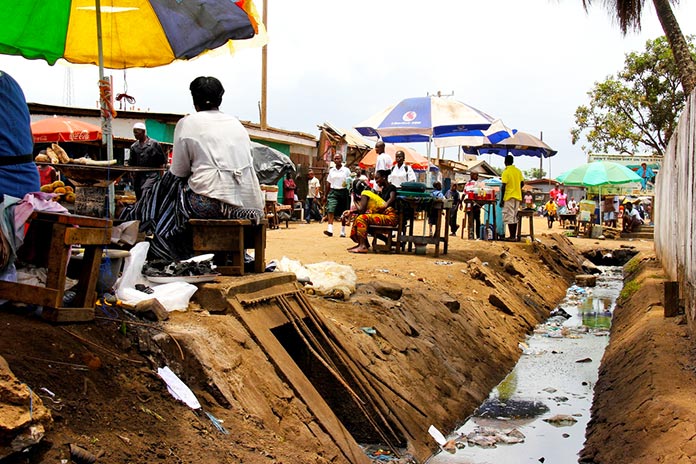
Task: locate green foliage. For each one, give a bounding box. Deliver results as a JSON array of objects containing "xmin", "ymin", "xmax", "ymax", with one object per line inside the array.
[
  {"xmin": 524, "ymin": 168, "xmax": 546, "ymax": 179},
  {"xmin": 490, "ymin": 166, "xmax": 504, "ymax": 176},
  {"xmin": 619, "ymin": 279, "xmax": 640, "ymax": 301},
  {"xmin": 571, "ymin": 36, "xmax": 694, "ymax": 156}
]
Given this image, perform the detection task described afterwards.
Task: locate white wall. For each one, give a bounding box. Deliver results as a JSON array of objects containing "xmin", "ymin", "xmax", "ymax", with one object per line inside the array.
[{"xmin": 655, "ymin": 90, "xmax": 696, "ymax": 324}]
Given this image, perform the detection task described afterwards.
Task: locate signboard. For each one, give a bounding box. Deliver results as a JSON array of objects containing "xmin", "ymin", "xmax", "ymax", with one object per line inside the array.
[{"xmin": 588, "ymin": 153, "xmax": 662, "ymax": 167}]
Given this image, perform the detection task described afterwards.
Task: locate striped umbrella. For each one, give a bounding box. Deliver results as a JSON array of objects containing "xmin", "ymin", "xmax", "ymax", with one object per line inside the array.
[{"xmin": 0, "ymin": 0, "xmax": 264, "ymax": 69}]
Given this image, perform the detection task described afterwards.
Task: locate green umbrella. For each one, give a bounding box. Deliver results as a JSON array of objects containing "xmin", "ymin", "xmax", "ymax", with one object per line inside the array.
[
  {"xmin": 556, "ymin": 161, "xmax": 641, "ymax": 226},
  {"xmin": 555, "ymin": 160, "xmax": 641, "ymax": 186}
]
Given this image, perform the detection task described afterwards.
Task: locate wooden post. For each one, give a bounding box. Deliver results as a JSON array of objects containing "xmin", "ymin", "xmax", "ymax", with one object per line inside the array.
[{"xmin": 664, "ymin": 281, "xmax": 680, "ymax": 317}]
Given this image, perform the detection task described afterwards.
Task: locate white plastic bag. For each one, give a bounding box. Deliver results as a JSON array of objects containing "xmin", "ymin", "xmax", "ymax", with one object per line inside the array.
[
  {"xmin": 276, "ymin": 257, "xmax": 356, "ymax": 299},
  {"xmin": 115, "ymin": 242, "xmax": 198, "ymax": 312},
  {"xmin": 114, "ymin": 241, "xmax": 150, "ymax": 294}
]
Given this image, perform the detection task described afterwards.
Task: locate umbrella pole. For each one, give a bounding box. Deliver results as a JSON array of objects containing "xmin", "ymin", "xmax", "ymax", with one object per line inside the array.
[
  {"xmin": 426, "ymin": 137, "xmax": 432, "ymax": 186},
  {"xmin": 95, "ymin": 0, "xmax": 115, "ymax": 217}
]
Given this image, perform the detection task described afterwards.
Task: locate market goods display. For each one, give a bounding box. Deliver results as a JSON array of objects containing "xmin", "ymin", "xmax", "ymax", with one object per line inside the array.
[{"xmin": 40, "ymin": 180, "xmax": 75, "ymax": 203}]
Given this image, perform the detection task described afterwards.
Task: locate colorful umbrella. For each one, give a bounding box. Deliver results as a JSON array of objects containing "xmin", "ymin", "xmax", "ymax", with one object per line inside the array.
[
  {"xmin": 354, "ymin": 96, "xmax": 497, "ymax": 143},
  {"xmin": 461, "ymin": 131, "xmax": 557, "ymax": 158},
  {"xmin": 31, "ymin": 117, "xmax": 102, "ymax": 143},
  {"xmin": 358, "ymin": 144, "xmax": 429, "ymax": 170},
  {"xmin": 556, "ymin": 161, "xmax": 642, "ymax": 225},
  {"xmin": 555, "ymin": 161, "xmax": 641, "ymax": 186},
  {"xmin": 0, "ymin": 0, "xmax": 264, "ymax": 69}
]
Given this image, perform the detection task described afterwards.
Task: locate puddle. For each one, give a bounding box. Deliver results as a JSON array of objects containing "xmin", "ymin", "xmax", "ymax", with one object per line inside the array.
[{"xmin": 427, "ymin": 266, "xmax": 623, "ymax": 464}]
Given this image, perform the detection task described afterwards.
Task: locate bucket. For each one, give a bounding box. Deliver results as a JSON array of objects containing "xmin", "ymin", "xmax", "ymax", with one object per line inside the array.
[{"xmin": 415, "ymin": 245, "xmax": 427, "ymax": 255}]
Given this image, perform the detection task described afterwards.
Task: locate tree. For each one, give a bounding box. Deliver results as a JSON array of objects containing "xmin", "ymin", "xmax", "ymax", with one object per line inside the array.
[
  {"xmin": 582, "ymin": 0, "xmax": 696, "ymax": 96},
  {"xmin": 571, "ymin": 36, "xmax": 692, "ymax": 156},
  {"xmin": 490, "ymin": 166, "xmax": 504, "ymax": 176},
  {"xmin": 524, "ymin": 168, "xmax": 546, "ymax": 179}
]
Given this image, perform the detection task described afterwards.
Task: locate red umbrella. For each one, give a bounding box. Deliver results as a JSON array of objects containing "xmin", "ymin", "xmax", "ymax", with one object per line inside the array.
[
  {"xmin": 31, "ymin": 117, "xmax": 102, "ymax": 143},
  {"xmin": 359, "ymin": 144, "xmax": 429, "ymax": 170}
]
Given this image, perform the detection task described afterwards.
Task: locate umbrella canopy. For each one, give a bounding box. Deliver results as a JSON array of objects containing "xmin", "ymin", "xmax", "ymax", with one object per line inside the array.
[
  {"xmin": 0, "ymin": 0, "xmax": 264, "ymax": 68},
  {"xmin": 31, "ymin": 117, "xmax": 102, "ymax": 143},
  {"xmin": 354, "ymin": 96, "xmax": 496, "ymax": 143},
  {"xmin": 461, "ymin": 131, "xmax": 557, "ymax": 158},
  {"xmin": 358, "ymin": 144, "xmax": 429, "ymax": 170},
  {"xmin": 555, "ymin": 161, "xmax": 641, "ymax": 187}
]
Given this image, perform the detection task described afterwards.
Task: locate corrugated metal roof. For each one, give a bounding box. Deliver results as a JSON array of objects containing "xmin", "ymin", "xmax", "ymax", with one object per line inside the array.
[{"xmin": 319, "ymin": 122, "xmax": 372, "ymax": 149}]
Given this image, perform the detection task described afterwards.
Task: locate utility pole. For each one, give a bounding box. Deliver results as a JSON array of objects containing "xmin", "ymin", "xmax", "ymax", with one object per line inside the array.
[{"xmin": 260, "ymin": 0, "xmax": 268, "ymax": 130}]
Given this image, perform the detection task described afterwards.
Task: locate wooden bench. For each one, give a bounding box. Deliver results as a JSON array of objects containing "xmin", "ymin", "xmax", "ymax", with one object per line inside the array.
[
  {"xmin": 0, "ymin": 212, "xmax": 112, "ymax": 322},
  {"xmin": 189, "ymin": 219, "xmax": 267, "ymax": 276},
  {"xmin": 368, "ymin": 225, "xmax": 399, "ymax": 253}
]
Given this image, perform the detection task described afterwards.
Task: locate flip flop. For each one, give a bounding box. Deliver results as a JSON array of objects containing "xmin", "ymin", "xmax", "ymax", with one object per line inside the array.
[
  {"xmin": 349, "ymin": 248, "xmax": 369, "ymax": 254},
  {"xmin": 323, "ymin": 230, "xmax": 333, "ymax": 237}
]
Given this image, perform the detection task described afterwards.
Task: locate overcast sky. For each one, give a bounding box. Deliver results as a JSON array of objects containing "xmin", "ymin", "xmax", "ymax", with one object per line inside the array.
[{"xmin": 1, "ymin": 0, "xmax": 695, "ymax": 177}]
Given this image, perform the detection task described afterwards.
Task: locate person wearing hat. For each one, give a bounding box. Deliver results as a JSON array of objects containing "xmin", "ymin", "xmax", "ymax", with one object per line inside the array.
[{"xmin": 127, "ymin": 121, "xmax": 166, "ymax": 199}]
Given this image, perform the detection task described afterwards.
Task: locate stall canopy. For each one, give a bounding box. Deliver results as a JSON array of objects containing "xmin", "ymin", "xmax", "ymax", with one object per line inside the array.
[
  {"xmin": 31, "ymin": 117, "xmax": 102, "ymax": 143},
  {"xmin": 359, "ymin": 144, "xmax": 430, "ymax": 170}
]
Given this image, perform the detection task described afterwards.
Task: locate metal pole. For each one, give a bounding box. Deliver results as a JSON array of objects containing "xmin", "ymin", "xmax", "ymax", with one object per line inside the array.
[
  {"xmin": 539, "ymin": 131, "xmax": 543, "ymax": 179},
  {"xmin": 95, "ymin": 0, "xmax": 114, "ymax": 217},
  {"xmin": 260, "ymin": 0, "xmax": 268, "ymax": 129}
]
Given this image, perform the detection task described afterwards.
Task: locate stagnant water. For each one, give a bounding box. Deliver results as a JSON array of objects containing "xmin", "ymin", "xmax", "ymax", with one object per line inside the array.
[{"xmin": 427, "ymin": 266, "xmax": 623, "ymax": 464}]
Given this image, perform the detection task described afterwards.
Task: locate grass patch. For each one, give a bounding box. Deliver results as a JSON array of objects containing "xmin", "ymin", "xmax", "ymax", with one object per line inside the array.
[
  {"xmin": 619, "ymin": 280, "xmax": 640, "ymax": 301},
  {"xmin": 624, "ymin": 256, "xmax": 641, "ymax": 276}
]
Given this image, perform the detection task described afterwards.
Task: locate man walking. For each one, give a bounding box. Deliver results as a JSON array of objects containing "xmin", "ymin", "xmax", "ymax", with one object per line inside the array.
[
  {"xmin": 128, "ymin": 122, "xmax": 166, "ymax": 199},
  {"xmin": 374, "ymin": 140, "xmax": 393, "ymax": 172},
  {"xmin": 324, "ymin": 152, "xmax": 351, "ymax": 237},
  {"xmin": 499, "ymin": 155, "xmax": 524, "ymax": 240},
  {"xmin": 305, "ymin": 169, "xmax": 321, "ymax": 223}
]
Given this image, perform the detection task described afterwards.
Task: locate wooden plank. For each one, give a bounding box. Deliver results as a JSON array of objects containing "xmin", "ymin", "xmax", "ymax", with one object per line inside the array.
[
  {"xmin": 41, "ymin": 307, "xmax": 95, "ymax": 323},
  {"xmin": 64, "ymin": 227, "xmax": 112, "ymax": 245},
  {"xmin": 664, "ymin": 281, "xmax": 680, "ymax": 318},
  {"xmin": 0, "ymin": 281, "xmax": 62, "ymax": 307},
  {"xmin": 228, "ymin": 296, "xmax": 370, "ymax": 464},
  {"xmin": 45, "ymin": 224, "xmax": 69, "ymax": 293},
  {"xmin": 72, "ymin": 246, "xmax": 102, "ymax": 308},
  {"xmin": 32, "ymin": 211, "xmax": 112, "ymax": 228}
]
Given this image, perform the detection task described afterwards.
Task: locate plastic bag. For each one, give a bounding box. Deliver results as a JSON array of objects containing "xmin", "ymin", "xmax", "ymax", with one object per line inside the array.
[
  {"xmin": 114, "ymin": 241, "xmax": 150, "ymax": 294},
  {"xmin": 115, "ymin": 242, "xmax": 197, "ymax": 311},
  {"xmin": 276, "ymin": 257, "xmax": 356, "ymax": 299}
]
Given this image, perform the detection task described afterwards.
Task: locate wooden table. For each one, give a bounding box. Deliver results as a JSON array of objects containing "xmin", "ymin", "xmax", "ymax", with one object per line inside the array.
[
  {"xmin": 0, "ymin": 212, "xmax": 112, "ymax": 322},
  {"xmin": 462, "ymin": 198, "xmax": 497, "ymax": 240},
  {"xmin": 396, "ymin": 197, "xmax": 451, "ymax": 257}
]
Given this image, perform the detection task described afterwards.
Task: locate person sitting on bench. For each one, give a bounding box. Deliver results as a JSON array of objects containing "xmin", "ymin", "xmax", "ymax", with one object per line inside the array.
[{"xmin": 346, "ymin": 170, "xmax": 398, "ymax": 254}]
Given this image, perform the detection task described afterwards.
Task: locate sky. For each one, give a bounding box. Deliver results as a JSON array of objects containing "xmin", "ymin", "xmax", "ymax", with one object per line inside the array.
[{"xmin": 1, "ymin": 0, "xmax": 695, "ymax": 178}]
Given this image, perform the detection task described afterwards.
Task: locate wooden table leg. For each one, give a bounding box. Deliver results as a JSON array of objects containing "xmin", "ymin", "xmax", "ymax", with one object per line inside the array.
[
  {"xmin": 253, "ymin": 224, "xmax": 266, "ymax": 273},
  {"xmin": 443, "ymin": 207, "xmax": 450, "ymax": 255}
]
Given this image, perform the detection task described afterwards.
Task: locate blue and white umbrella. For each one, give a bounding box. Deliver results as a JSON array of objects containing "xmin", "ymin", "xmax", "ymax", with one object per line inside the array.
[
  {"xmin": 461, "ymin": 131, "xmax": 558, "ymax": 158},
  {"xmin": 354, "ymin": 96, "xmax": 501, "ymax": 143}
]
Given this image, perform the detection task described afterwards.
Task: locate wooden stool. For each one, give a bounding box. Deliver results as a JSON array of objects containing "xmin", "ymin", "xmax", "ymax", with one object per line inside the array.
[
  {"xmin": 517, "ymin": 209, "xmax": 535, "ymax": 241},
  {"xmin": 0, "ymin": 212, "xmax": 112, "ymax": 322},
  {"xmin": 368, "ymin": 225, "xmax": 399, "ymax": 253},
  {"xmin": 189, "ymin": 219, "xmax": 267, "ymax": 276}
]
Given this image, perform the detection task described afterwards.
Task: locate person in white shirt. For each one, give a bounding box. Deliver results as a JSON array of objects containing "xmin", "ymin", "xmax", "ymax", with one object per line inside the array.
[
  {"xmin": 170, "ymin": 76, "xmax": 264, "ymax": 222},
  {"xmin": 324, "ymin": 152, "xmax": 351, "ymax": 237},
  {"xmin": 374, "ymin": 141, "xmax": 393, "ymax": 172},
  {"xmin": 622, "ymin": 201, "xmax": 643, "ymax": 233},
  {"xmin": 304, "ymin": 169, "xmax": 321, "ymax": 223},
  {"xmin": 389, "ymin": 150, "xmax": 416, "ymax": 187}
]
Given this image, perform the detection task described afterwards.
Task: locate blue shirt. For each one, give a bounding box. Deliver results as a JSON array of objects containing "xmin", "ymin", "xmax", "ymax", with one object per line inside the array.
[{"xmin": 0, "ymin": 71, "xmax": 39, "ymax": 199}]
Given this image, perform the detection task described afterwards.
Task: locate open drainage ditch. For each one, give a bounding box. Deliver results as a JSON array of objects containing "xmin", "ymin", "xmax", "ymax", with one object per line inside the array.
[{"xmin": 427, "ymin": 264, "xmax": 625, "ymax": 464}]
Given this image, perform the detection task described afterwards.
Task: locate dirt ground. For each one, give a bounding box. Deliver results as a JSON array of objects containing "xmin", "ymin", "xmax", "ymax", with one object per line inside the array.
[{"xmin": 0, "ymin": 216, "xmax": 687, "ymax": 463}]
